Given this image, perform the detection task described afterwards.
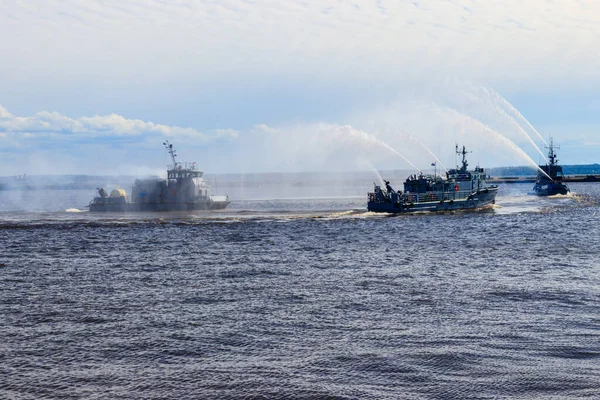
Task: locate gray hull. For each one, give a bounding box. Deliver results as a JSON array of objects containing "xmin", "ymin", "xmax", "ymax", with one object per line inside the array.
[
  {"xmin": 368, "ymin": 188, "xmax": 498, "ymax": 214},
  {"xmin": 89, "ymin": 142, "xmax": 232, "ymax": 213},
  {"xmin": 89, "ymin": 199, "xmax": 231, "ymax": 212},
  {"xmin": 89, "ymin": 142, "xmax": 231, "ymax": 212}
]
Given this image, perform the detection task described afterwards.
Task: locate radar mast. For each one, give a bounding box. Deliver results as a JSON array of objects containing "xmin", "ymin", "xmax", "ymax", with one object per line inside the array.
[
  {"xmin": 456, "ymin": 144, "xmax": 471, "ymax": 172},
  {"xmin": 546, "ymin": 136, "xmax": 559, "ymax": 167},
  {"xmin": 163, "ymin": 140, "xmax": 178, "ymax": 168}
]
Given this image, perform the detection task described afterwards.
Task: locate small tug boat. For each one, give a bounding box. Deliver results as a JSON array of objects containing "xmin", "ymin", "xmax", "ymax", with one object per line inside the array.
[
  {"xmin": 367, "ymin": 145, "xmax": 498, "ymax": 213},
  {"xmin": 89, "ymin": 142, "xmax": 230, "ymax": 212},
  {"xmin": 531, "ymin": 138, "xmax": 570, "ymax": 196}
]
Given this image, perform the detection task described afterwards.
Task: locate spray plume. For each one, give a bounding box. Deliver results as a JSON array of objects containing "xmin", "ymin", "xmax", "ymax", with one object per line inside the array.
[
  {"xmin": 404, "ymin": 133, "xmax": 448, "ymax": 172},
  {"xmin": 439, "ymin": 107, "xmax": 553, "ymax": 181},
  {"xmin": 475, "ymin": 88, "xmax": 547, "ymax": 161},
  {"xmin": 484, "ymin": 87, "xmax": 547, "ymax": 146},
  {"xmin": 333, "ymin": 125, "xmax": 421, "ymax": 173},
  {"xmin": 363, "ymin": 160, "xmax": 385, "ymax": 188}
]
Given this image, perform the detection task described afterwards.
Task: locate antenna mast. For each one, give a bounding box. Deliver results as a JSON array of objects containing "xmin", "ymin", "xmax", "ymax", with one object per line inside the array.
[
  {"xmin": 163, "ymin": 140, "xmax": 178, "ymax": 167},
  {"xmin": 546, "ymin": 136, "xmax": 559, "ymax": 166},
  {"xmin": 456, "ymin": 144, "xmax": 470, "ymax": 172}
]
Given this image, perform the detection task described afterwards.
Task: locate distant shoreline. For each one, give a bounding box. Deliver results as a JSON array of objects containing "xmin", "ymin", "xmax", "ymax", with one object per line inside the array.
[
  {"xmin": 1, "ymin": 172, "xmax": 600, "ymax": 191},
  {"xmin": 489, "ymin": 175, "xmax": 600, "ymax": 184},
  {"xmin": 1, "ymin": 163, "xmax": 599, "ymax": 191}
]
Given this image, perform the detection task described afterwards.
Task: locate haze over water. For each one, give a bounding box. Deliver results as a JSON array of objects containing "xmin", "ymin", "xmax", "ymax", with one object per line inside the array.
[{"xmin": 1, "ymin": 182, "xmax": 600, "ymax": 399}]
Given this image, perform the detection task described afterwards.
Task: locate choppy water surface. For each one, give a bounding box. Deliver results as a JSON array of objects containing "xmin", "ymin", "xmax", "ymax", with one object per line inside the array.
[{"xmin": 1, "ymin": 183, "xmax": 600, "ymax": 399}]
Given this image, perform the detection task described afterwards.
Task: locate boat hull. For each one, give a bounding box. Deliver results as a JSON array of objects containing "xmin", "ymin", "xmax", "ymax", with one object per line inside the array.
[
  {"xmin": 89, "ymin": 200, "xmax": 231, "ymax": 212},
  {"xmin": 531, "ymin": 139, "xmax": 569, "ymax": 196},
  {"xmin": 531, "ymin": 182, "xmax": 569, "ymax": 196},
  {"xmin": 367, "ymin": 188, "xmax": 498, "ymax": 214}
]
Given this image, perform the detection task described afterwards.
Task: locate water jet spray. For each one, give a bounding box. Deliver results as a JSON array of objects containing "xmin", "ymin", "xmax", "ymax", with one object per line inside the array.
[
  {"xmin": 485, "ymin": 87, "xmax": 547, "ymax": 146},
  {"xmin": 438, "ymin": 107, "xmax": 554, "ymax": 181},
  {"xmin": 404, "ymin": 133, "xmax": 448, "ymax": 172},
  {"xmin": 334, "ymin": 125, "xmax": 421, "ymax": 173}
]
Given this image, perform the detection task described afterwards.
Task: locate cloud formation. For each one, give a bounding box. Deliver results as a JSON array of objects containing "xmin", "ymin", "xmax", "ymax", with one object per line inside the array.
[
  {"xmin": 0, "ymin": 105, "xmax": 238, "ymax": 175},
  {"xmin": 0, "ymin": 105, "xmax": 236, "ymax": 142},
  {"xmin": 2, "ymin": 78, "xmax": 598, "ymax": 177}
]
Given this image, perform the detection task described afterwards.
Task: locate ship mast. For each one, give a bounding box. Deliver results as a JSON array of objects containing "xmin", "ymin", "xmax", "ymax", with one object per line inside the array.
[
  {"xmin": 547, "ymin": 137, "xmax": 558, "ymax": 167},
  {"xmin": 456, "ymin": 144, "xmax": 470, "ymax": 172},
  {"xmin": 163, "ymin": 140, "xmax": 178, "ymax": 168}
]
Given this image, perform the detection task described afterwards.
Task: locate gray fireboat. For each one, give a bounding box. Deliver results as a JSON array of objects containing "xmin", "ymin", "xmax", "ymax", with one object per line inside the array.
[
  {"xmin": 531, "ymin": 138, "xmax": 570, "ymax": 196},
  {"xmin": 367, "ymin": 145, "xmax": 498, "ymax": 213},
  {"xmin": 89, "ymin": 142, "xmax": 230, "ymax": 212}
]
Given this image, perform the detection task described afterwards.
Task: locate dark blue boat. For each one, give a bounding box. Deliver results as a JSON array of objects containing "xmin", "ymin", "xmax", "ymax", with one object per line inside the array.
[
  {"xmin": 531, "ymin": 138, "xmax": 569, "ymax": 196},
  {"xmin": 367, "ymin": 145, "xmax": 498, "ymax": 213}
]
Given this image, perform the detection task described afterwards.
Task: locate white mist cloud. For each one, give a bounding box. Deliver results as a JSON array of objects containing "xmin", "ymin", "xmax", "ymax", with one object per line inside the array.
[{"xmin": 225, "ymin": 122, "xmax": 425, "ymax": 175}]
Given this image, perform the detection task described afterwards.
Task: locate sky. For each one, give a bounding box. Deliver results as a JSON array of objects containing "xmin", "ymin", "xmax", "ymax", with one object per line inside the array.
[{"xmin": 1, "ymin": 0, "xmax": 599, "ymax": 176}]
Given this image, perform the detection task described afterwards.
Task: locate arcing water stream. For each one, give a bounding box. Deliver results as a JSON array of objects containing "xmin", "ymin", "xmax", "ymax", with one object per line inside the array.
[
  {"xmin": 484, "ymin": 87, "xmax": 548, "ymax": 146},
  {"xmin": 404, "ymin": 132, "xmax": 448, "ymax": 172},
  {"xmin": 439, "ymin": 106, "xmax": 554, "ymax": 181},
  {"xmin": 332, "ymin": 124, "xmax": 421, "ymax": 173},
  {"xmin": 480, "ymin": 87, "xmax": 548, "ymax": 162}
]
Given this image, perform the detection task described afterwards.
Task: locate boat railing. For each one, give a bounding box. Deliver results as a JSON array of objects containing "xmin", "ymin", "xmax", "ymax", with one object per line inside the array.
[
  {"xmin": 405, "ymin": 190, "xmax": 471, "ymax": 203},
  {"xmin": 369, "ymin": 188, "xmax": 478, "ymax": 204},
  {"xmin": 167, "ymin": 162, "xmax": 197, "ymax": 171}
]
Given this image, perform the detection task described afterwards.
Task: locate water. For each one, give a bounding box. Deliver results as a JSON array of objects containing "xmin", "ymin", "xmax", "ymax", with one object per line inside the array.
[
  {"xmin": 1, "ymin": 183, "xmax": 600, "ymax": 399},
  {"xmin": 439, "ymin": 107, "xmax": 554, "ymax": 181},
  {"xmin": 405, "ymin": 133, "xmax": 448, "ymax": 173},
  {"xmin": 485, "ymin": 87, "xmax": 548, "ymax": 146}
]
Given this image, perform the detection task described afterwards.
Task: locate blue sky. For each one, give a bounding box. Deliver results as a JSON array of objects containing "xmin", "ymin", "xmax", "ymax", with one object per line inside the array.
[{"xmin": 1, "ymin": 0, "xmax": 599, "ymax": 175}]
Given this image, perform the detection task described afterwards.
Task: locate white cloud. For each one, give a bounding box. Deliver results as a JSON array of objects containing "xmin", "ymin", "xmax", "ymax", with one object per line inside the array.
[
  {"xmin": 0, "ymin": 105, "xmax": 240, "ymax": 175},
  {"xmin": 0, "ymin": 106, "xmax": 12, "ymax": 118},
  {"xmin": 0, "ymin": 106, "xmax": 237, "ymax": 142},
  {"xmin": 252, "ymin": 124, "xmax": 279, "ymax": 135},
  {"xmin": 2, "ymin": 78, "xmax": 598, "ymax": 177}
]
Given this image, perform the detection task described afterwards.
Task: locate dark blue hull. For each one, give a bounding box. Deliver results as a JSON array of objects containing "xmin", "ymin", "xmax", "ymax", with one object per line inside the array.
[
  {"xmin": 532, "ymin": 140, "xmax": 569, "ymax": 196},
  {"xmin": 531, "ymin": 182, "xmax": 569, "ymax": 196}
]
